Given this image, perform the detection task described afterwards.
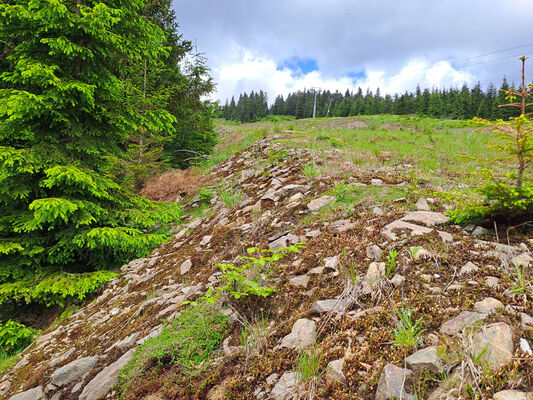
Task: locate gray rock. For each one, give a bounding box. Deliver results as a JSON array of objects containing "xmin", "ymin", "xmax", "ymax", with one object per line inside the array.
[
  {"xmin": 400, "ymin": 211, "xmax": 449, "ymax": 227},
  {"xmin": 200, "ymin": 235, "xmax": 212, "ymax": 246},
  {"xmin": 269, "ymin": 234, "xmax": 299, "ymax": 251},
  {"xmin": 279, "ymin": 319, "xmax": 316, "ymax": 349},
  {"xmin": 362, "ymin": 262, "xmax": 385, "ymax": 295},
  {"xmin": 485, "ymin": 276, "xmax": 500, "ymax": 289},
  {"xmin": 472, "ymin": 226, "xmax": 490, "ymax": 236},
  {"xmin": 329, "ymin": 219, "xmax": 356, "ymax": 234},
  {"xmin": 512, "ymin": 253, "xmax": 532, "ymax": 267},
  {"xmin": 325, "ymin": 358, "xmax": 345, "ymax": 384},
  {"xmin": 493, "ymin": 390, "xmax": 533, "ymax": 400},
  {"xmin": 415, "ymin": 198, "xmax": 431, "ymax": 211},
  {"xmin": 473, "ymin": 322, "xmax": 513, "ymax": 370},
  {"xmin": 312, "ymin": 299, "xmax": 341, "ymax": 313},
  {"xmin": 180, "ymin": 259, "xmax": 192, "ymax": 275},
  {"xmin": 371, "ymin": 178, "xmax": 383, "ymax": 186},
  {"xmin": 373, "ymin": 206, "xmax": 384, "ymax": 216},
  {"xmin": 106, "ymin": 332, "xmax": 140, "ymax": 353},
  {"xmin": 270, "ymin": 372, "xmax": 299, "ymax": 400},
  {"xmin": 49, "ymin": 348, "xmax": 75, "ymax": 368},
  {"xmin": 440, "ymin": 311, "xmax": 487, "ymax": 336},
  {"xmin": 474, "ymin": 297, "xmax": 504, "ymax": 314},
  {"xmin": 520, "ymin": 338, "xmax": 532, "ymax": 355},
  {"xmin": 324, "ymin": 256, "xmax": 340, "ymax": 270},
  {"xmin": 375, "ymin": 364, "xmax": 414, "ymax": 400},
  {"xmin": 289, "ymin": 275, "xmax": 310, "ymax": 288},
  {"xmin": 275, "ymin": 184, "xmax": 309, "ymax": 198},
  {"xmin": 381, "ymin": 220, "xmax": 452, "ymax": 242},
  {"xmin": 521, "ymin": 313, "xmax": 533, "ymax": 328},
  {"xmin": 390, "ymin": 274, "xmax": 406, "ymax": 287},
  {"xmin": 9, "ymin": 387, "xmax": 44, "ymax": 400},
  {"xmin": 266, "ymin": 373, "xmax": 279, "ymax": 386},
  {"xmin": 307, "ymin": 196, "xmax": 335, "ymax": 211},
  {"xmin": 79, "ymin": 349, "xmax": 135, "ymax": 400},
  {"xmin": 50, "ymin": 356, "xmax": 98, "ymax": 387},
  {"xmin": 305, "ymin": 229, "xmax": 321, "ymax": 238},
  {"xmin": 366, "ymin": 244, "xmax": 383, "ymax": 261},
  {"xmin": 459, "ymin": 261, "xmax": 479, "ymax": 275},
  {"xmin": 405, "ymin": 346, "xmax": 444, "ymax": 374}
]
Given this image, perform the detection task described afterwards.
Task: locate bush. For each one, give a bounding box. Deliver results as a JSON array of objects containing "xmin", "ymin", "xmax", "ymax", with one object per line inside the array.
[{"xmin": 0, "ymin": 320, "xmax": 39, "ymax": 355}]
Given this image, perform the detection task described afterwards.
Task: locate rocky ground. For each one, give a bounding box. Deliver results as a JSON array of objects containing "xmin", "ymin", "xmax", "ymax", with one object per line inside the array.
[{"xmin": 1, "ymin": 122, "xmax": 532, "ymax": 400}]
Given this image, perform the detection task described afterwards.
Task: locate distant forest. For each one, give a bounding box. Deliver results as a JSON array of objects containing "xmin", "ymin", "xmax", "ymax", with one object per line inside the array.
[{"xmin": 221, "ymin": 79, "xmax": 526, "ymax": 122}]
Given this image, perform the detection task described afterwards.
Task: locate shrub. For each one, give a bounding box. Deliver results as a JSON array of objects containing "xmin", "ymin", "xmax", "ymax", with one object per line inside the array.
[{"xmin": 0, "ymin": 320, "xmax": 39, "ymax": 355}]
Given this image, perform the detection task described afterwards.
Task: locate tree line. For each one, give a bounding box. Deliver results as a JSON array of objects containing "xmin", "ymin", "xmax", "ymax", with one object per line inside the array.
[{"xmin": 221, "ymin": 79, "xmax": 525, "ymax": 122}]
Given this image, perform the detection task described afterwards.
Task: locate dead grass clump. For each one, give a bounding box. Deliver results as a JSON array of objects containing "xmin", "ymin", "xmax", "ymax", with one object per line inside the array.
[{"xmin": 139, "ymin": 168, "xmax": 209, "ymax": 202}]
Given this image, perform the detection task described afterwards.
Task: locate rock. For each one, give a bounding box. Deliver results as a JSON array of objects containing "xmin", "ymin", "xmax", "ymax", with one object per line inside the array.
[
  {"xmin": 474, "ymin": 297, "xmax": 504, "ymax": 314},
  {"xmin": 79, "ymin": 349, "xmax": 135, "ymax": 400},
  {"xmin": 472, "ymin": 226, "xmax": 490, "ymax": 236},
  {"xmin": 305, "ymin": 229, "xmax": 321, "ymax": 238},
  {"xmin": 473, "ymin": 322, "xmax": 513, "ymax": 369},
  {"xmin": 415, "ymin": 198, "xmax": 431, "ymax": 211},
  {"xmin": 375, "ymin": 364, "xmax": 414, "ymax": 400},
  {"xmin": 180, "ymin": 259, "xmax": 192, "ymax": 275},
  {"xmin": 275, "ymin": 184, "xmax": 309, "ymax": 198},
  {"xmin": 405, "ymin": 346, "xmax": 444, "ymax": 374},
  {"xmin": 200, "ymin": 235, "xmax": 212, "ymax": 246},
  {"xmin": 485, "ymin": 276, "xmax": 500, "ymax": 289},
  {"xmin": 329, "ymin": 219, "xmax": 356, "ymax": 234},
  {"xmin": 324, "ymin": 256, "xmax": 340, "ymax": 270},
  {"xmin": 459, "ymin": 261, "xmax": 479, "ymax": 275},
  {"xmin": 521, "ymin": 313, "xmax": 533, "ymax": 328},
  {"xmin": 312, "ymin": 299, "xmax": 341, "ymax": 313},
  {"xmin": 520, "ymin": 338, "xmax": 532, "ymax": 355},
  {"xmin": 390, "ymin": 274, "xmax": 405, "ymax": 287},
  {"xmin": 325, "ymin": 358, "xmax": 345, "ymax": 384},
  {"xmin": 50, "ymin": 356, "xmax": 98, "ymax": 387},
  {"xmin": 440, "ymin": 311, "xmax": 487, "ymax": 336},
  {"xmin": 366, "ymin": 244, "xmax": 383, "ymax": 261},
  {"xmin": 279, "ymin": 319, "xmax": 316, "ymax": 349},
  {"xmin": 371, "ymin": 178, "xmax": 383, "ymax": 186},
  {"xmin": 307, "ymin": 196, "xmax": 335, "ymax": 211},
  {"xmin": 270, "ymin": 372, "xmax": 299, "ymax": 400},
  {"xmin": 269, "ymin": 234, "xmax": 299, "ymax": 251},
  {"xmin": 411, "ymin": 247, "xmax": 432, "ymax": 260},
  {"xmin": 266, "ymin": 373, "xmax": 279, "ymax": 386},
  {"xmin": 308, "ymin": 266, "xmax": 325, "ymax": 275},
  {"xmin": 9, "ymin": 387, "xmax": 44, "ymax": 400},
  {"xmin": 373, "ymin": 206, "xmax": 384, "ymax": 216},
  {"xmin": 493, "ymin": 390, "xmax": 533, "ymax": 400},
  {"xmin": 400, "ymin": 211, "xmax": 449, "ymax": 227},
  {"xmin": 512, "ymin": 253, "xmax": 532, "ymax": 267},
  {"xmin": 106, "ymin": 332, "xmax": 140, "ymax": 353},
  {"xmin": 381, "ymin": 220, "xmax": 452, "ymax": 242},
  {"xmin": 362, "ymin": 262, "xmax": 385, "ymax": 295},
  {"xmin": 289, "ymin": 275, "xmax": 310, "ymax": 288},
  {"xmin": 49, "ymin": 348, "xmax": 75, "ymax": 368}
]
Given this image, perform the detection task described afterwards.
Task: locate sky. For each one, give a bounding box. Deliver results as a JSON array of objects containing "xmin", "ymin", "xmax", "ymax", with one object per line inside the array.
[{"xmin": 173, "ymin": 0, "xmax": 533, "ymax": 105}]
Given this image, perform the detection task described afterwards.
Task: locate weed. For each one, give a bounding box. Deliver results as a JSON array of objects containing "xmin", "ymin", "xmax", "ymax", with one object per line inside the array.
[
  {"xmin": 385, "ymin": 249, "xmax": 398, "ymax": 278},
  {"xmin": 218, "ymin": 186, "xmax": 243, "ymax": 208},
  {"xmin": 303, "ymin": 161, "xmax": 322, "ymax": 179},
  {"xmin": 510, "ymin": 261, "xmax": 531, "ymax": 297},
  {"xmin": 0, "ymin": 348, "xmax": 18, "ymax": 377},
  {"xmin": 331, "ymin": 181, "xmax": 357, "ymax": 203},
  {"xmin": 197, "ymin": 187, "xmax": 214, "ymax": 204},
  {"xmin": 240, "ymin": 311, "xmax": 270, "ymax": 359},
  {"xmin": 406, "ymin": 247, "xmax": 420, "ymax": 259},
  {"xmin": 294, "ymin": 345, "xmax": 325, "ymax": 399},
  {"xmin": 392, "ymin": 307, "xmax": 425, "ymax": 348}
]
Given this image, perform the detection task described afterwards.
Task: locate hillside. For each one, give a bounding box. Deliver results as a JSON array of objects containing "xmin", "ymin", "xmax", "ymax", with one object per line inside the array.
[{"xmin": 1, "ymin": 115, "xmax": 532, "ymax": 400}]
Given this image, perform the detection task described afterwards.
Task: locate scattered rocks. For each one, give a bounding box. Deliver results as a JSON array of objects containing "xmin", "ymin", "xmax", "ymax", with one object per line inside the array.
[
  {"xmin": 405, "ymin": 346, "xmax": 444, "ymax": 374},
  {"xmin": 472, "ymin": 226, "xmax": 490, "ymax": 236},
  {"xmin": 371, "ymin": 178, "xmax": 383, "ymax": 186},
  {"xmin": 400, "ymin": 211, "xmax": 449, "ymax": 227},
  {"xmin": 512, "ymin": 253, "xmax": 532, "ymax": 267},
  {"xmin": 520, "ymin": 338, "xmax": 532, "ymax": 355},
  {"xmin": 473, "ymin": 322, "xmax": 513, "ymax": 370},
  {"xmin": 485, "ymin": 276, "xmax": 500, "ymax": 289},
  {"xmin": 362, "ymin": 262, "xmax": 385, "ymax": 295},
  {"xmin": 312, "ymin": 299, "xmax": 342, "ymax": 313},
  {"xmin": 50, "ymin": 356, "xmax": 98, "ymax": 387},
  {"xmin": 390, "ymin": 274, "xmax": 405, "ymax": 287},
  {"xmin": 307, "ymin": 196, "xmax": 335, "ymax": 211},
  {"xmin": 323, "ymin": 256, "xmax": 340, "ymax": 270},
  {"xmin": 80, "ymin": 349, "xmax": 135, "ymax": 400},
  {"xmin": 373, "ymin": 206, "xmax": 384, "ymax": 216},
  {"xmin": 440, "ymin": 311, "xmax": 487, "ymax": 336},
  {"xmin": 279, "ymin": 319, "xmax": 316, "ymax": 349},
  {"xmin": 381, "ymin": 220, "xmax": 452, "ymax": 242},
  {"xmin": 474, "ymin": 297, "xmax": 504, "ymax": 314},
  {"xmin": 375, "ymin": 364, "xmax": 414, "ymax": 400},
  {"xmin": 269, "ymin": 233, "xmax": 299, "ymax": 251},
  {"xmin": 325, "ymin": 358, "xmax": 345, "ymax": 384},
  {"xmin": 200, "ymin": 235, "xmax": 212, "ymax": 246}
]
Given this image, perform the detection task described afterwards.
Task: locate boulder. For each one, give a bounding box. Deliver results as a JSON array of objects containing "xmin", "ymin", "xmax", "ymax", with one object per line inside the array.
[
  {"xmin": 50, "ymin": 356, "xmax": 98, "ymax": 387},
  {"xmin": 381, "ymin": 220, "xmax": 452, "ymax": 242},
  {"xmin": 405, "ymin": 346, "xmax": 444, "ymax": 374},
  {"xmin": 279, "ymin": 319, "xmax": 316, "ymax": 349},
  {"xmin": 440, "ymin": 311, "xmax": 487, "ymax": 336},
  {"xmin": 473, "ymin": 322, "xmax": 513, "ymax": 370},
  {"xmin": 375, "ymin": 364, "xmax": 414, "ymax": 400},
  {"xmin": 270, "ymin": 372, "xmax": 299, "ymax": 400},
  {"xmin": 400, "ymin": 211, "xmax": 449, "ymax": 227}
]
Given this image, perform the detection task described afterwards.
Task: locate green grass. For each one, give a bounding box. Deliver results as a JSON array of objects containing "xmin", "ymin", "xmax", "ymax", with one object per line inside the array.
[
  {"xmin": 392, "ymin": 307, "xmax": 425, "ymax": 348},
  {"xmin": 0, "ymin": 348, "xmax": 18, "ymax": 376}
]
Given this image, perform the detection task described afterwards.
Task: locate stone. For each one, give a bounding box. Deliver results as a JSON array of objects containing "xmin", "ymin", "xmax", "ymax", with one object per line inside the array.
[
  {"xmin": 180, "ymin": 259, "xmax": 192, "ymax": 275},
  {"xmin": 411, "ymin": 247, "xmax": 432, "ymax": 260},
  {"xmin": 79, "ymin": 349, "xmax": 135, "ymax": 400},
  {"xmin": 521, "ymin": 313, "xmax": 533, "ymax": 328},
  {"xmin": 325, "ymin": 358, "xmax": 345, "ymax": 384},
  {"xmin": 400, "ymin": 211, "xmax": 449, "ymax": 227},
  {"xmin": 307, "ymin": 196, "xmax": 335, "ymax": 211},
  {"xmin": 312, "ymin": 299, "xmax": 341, "ymax": 313},
  {"xmin": 269, "ymin": 234, "xmax": 299, "ymax": 251},
  {"xmin": 49, "ymin": 348, "xmax": 75, "ymax": 367},
  {"xmin": 9, "ymin": 387, "xmax": 44, "ymax": 400},
  {"xmin": 459, "ymin": 261, "xmax": 479, "ymax": 275},
  {"xmin": 472, "ymin": 226, "xmax": 490, "ymax": 236},
  {"xmin": 308, "ymin": 267, "xmax": 325, "ymax": 275},
  {"xmin": 485, "ymin": 276, "xmax": 500, "ymax": 289},
  {"xmin": 279, "ymin": 319, "xmax": 316, "ymax": 349},
  {"xmin": 275, "ymin": 184, "xmax": 309, "ymax": 198},
  {"xmin": 362, "ymin": 262, "xmax": 385, "ymax": 295},
  {"xmin": 512, "ymin": 253, "xmax": 532, "ymax": 267},
  {"xmin": 493, "ymin": 390, "xmax": 533, "ymax": 400},
  {"xmin": 305, "ymin": 229, "xmax": 321, "ymax": 238},
  {"xmin": 520, "ymin": 338, "xmax": 532, "ymax": 355},
  {"xmin": 474, "ymin": 297, "xmax": 504, "ymax": 314},
  {"xmin": 373, "ymin": 206, "xmax": 384, "ymax": 216},
  {"xmin": 270, "ymin": 372, "xmax": 299, "ymax": 400},
  {"xmin": 390, "ymin": 274, "xmax": 406, "ymax": 287},
  {"xmin": 405, "ymin": 346, "xmax": 444, "ymax": 374},
  {"xmin": 381, "ymin": 220, "xmax": 452, "ymax": 242},
  {"xmin": 329, "ymin": 219, "xmax": 356, "ymax": 234},
  {"xmin": 440, "ymin": 311, "xmax": 487, "ymax": 336},
  {"xmin": 324, "ymin": 256, "xmax": 340, "ymax": 270},
  {"xmin": 415, "ymin": 198, "xmax": 431, "ymax": 211},
  {"xmin": 366, "ymin": 244, "xmax": 383, "ymax": 261},
  {"xmin": 200, "ymin": 235, "xmax": 212, "ymax": 246},
  {"xmin": 289, "ymin": 274, "xmax": 309, "ymax": 288},
  {"xmin": 50, "ymin": 356, "xmax": 98, "ymax": 387},
  {"xmin": 371, "ymin": 178, "xmax": 383, "ymax": 186},
  {"xmin": 266, "ymin": 373, "xmax": 279, "ymax": 386},
  {"xmin": 473, "ymin": 322, "xmax": 513, "ymax": 369},
  {"xmin": 375, "ymin": 364, "xmax": 414, "ymax": 400},
  {"xmin": 106, "ymin": 332, "xmax": 140, "ymax": 353}
]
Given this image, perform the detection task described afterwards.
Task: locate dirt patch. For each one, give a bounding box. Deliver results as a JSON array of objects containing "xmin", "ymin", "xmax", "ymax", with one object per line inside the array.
[{"xmin": 140, "ymin": 168, "xmax": 210, "ymax": 202}]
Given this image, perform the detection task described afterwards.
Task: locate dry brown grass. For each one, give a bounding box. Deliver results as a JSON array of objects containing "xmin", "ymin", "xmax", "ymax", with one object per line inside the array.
[{"xmin": 139, "ymin": 168, "xmax": 210, "ymax": 202}]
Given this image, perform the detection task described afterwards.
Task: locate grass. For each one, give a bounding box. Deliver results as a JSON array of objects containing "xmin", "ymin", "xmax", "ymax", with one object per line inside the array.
[
  {"xmin": 303, "ymin": 160, "xmax": 323, "ymax": 179},
  {"xmin": 392, "ymin": 307, "xmax": 425, "ymax": 348},
  {"xmin": 0, "ymin": 348, "xmax": 18, "ymax": 377},
  {"xmin": 385, "ymin": 249, "xmax": 398, "ymax": 278},
  {"xmin": 294, "ymin": 345, "xmax": 325, "ymax": 399},
  {"xmin": 218, "ymin": 185, "xmax": 243, "ymax": 208}
]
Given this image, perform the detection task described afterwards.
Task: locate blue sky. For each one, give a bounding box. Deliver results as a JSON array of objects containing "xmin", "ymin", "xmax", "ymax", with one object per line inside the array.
[{"xmin": 173, "ymin": 0, "xmax": 533, "ymax": 104}]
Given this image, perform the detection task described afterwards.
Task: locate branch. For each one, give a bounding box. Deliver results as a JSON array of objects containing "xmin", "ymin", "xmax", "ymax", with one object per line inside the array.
[{"xmin": 174, "ymin": 149, "xmax": 210, "ymax": 159}]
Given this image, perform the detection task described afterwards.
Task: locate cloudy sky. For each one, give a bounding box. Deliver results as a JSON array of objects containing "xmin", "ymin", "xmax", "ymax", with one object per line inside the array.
[{"xmin": 173, "ymin": 0, "xmax": 533, "ymax": 104}]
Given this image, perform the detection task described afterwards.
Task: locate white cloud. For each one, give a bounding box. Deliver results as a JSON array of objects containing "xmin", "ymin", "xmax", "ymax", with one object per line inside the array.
[{"xmin": 213, "ymin": 47, "xmax": 474, "ymax": 105}]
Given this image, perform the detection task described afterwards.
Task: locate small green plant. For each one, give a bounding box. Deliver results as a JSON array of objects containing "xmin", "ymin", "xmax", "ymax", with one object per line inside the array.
[
  {"xmin": 510, "ymin": 261, "xmax": 531, "ymax": 298},
  {"xmin": 0, "ymin": 320, "xmax": 39, "ymax": 355},
  {"xmin": 218, "ymin": 186, "xmax": 243, "ymax": 208},
  {"xmin": 0, "ymin": 348, "xmax": 18, "ymax": 376},
  {"xmin": 385, "ymin": 249, "xmax": 398, "ymax": 278},
  {"xmin": 240, "ymin": 311, "xmax": 270, "ymax": 358},
  {"xmin": 303, "ymin": 161, "xmax": 322, "ymax": 179},
  {"xmin": 197, "ymin": 187, "xmax": 214, "ymax": 204},
  {"xmin": 332, "ymin": 181, "xmax": 355, "ymax": 202},
  {"xmin": 406, "ymin": 247, "xmax": 420, "ymax": 259},
  {"xmin": 294, "ymin": 345, "xmax": 325, "ymax": 382},
  {"xmin": 392, "ymin": 308, "xmax": 425, "ymax": 348}
]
